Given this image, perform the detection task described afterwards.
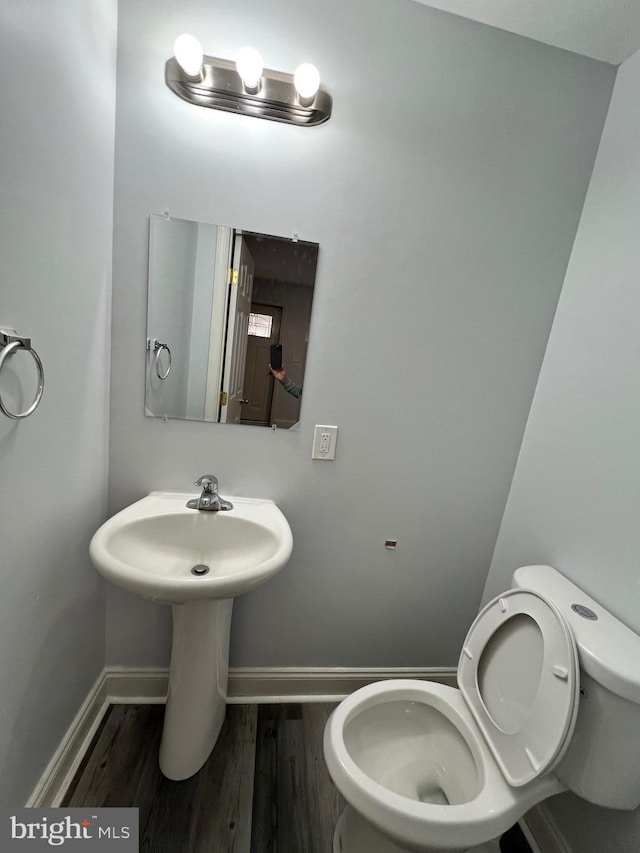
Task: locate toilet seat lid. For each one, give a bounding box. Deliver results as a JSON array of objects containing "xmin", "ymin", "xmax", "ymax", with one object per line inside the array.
[{"xmin": 458, "ymin": 588, "xmax": 579, "ymax": 787}]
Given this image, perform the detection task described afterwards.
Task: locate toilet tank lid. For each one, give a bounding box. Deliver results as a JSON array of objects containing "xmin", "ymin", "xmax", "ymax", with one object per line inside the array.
[{"xmin": 513, "ymin": 566, "xmax": 640, "ymax": 704}]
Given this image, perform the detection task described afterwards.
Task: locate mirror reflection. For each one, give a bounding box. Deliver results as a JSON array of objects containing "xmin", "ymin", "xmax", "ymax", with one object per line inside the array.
[{"xmin": 145, "ymin": 214, "xmax": 319, "ymax": 428}]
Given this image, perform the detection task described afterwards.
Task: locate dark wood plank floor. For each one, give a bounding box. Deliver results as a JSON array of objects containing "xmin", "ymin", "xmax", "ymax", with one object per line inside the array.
[
  {"xmin": 63, "ymin": 702, "xmax": 531, "ymax": 853},
  {"xmin": 63, "ymin": 703, "xmax": 343, "ymax": 853}
]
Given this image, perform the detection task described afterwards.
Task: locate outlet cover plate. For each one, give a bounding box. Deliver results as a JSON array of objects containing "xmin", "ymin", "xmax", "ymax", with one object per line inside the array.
[{"xmin": 312, "ymin": 425, "xmax": 338, "ymax": 460}]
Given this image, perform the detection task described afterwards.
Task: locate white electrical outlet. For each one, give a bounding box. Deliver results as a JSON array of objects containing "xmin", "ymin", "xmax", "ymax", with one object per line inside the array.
[{"xmin": 312, "ymin": 424, "xmax": 338, "ymax": 460}]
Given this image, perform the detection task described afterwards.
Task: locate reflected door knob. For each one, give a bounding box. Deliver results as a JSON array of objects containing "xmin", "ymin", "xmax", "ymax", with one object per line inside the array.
[{"xmin": 239, "ymin": 399, "xmax": 249, "ymax": 404}]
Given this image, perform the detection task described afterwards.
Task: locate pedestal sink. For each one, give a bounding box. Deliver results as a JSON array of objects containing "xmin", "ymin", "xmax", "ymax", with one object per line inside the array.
[{"xmin": 89, "ymin": 491, "xmax": 293, "ymax": 780}]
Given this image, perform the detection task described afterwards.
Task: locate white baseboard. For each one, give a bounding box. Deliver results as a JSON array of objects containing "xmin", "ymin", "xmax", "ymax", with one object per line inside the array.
[
  {"xmin": 520, "ymin": 804, "xmax": 573, "ymax": 853},
  {"xmin": 26, "ymin": 666, "xmax": 455, "ymax": 808},
  {"xmin": 97, "ymin": 666, "xmax": 169, "ymax": 704},
  {"xmin": 227, "ymin": 666, "xmax": 456, "ymax": 702},
  {"xmin": 26, "ymin": 669, "xmax": 111, "ymax": 809}
]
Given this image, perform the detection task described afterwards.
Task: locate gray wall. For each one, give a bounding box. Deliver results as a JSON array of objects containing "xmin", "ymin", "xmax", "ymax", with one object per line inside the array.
[
  {"xmin": 107, "ymin": 0, "xmax": 615, "ymax": 668},
  {"xmin": 146, "ymin": 216, "xmax": 197, "ymax": 418},
  {"xmin": 0, "ymin": 0, "xmax": 116, "ymax": 806},
  {"xmin": 483, "ymin": 45, "xmax": 640, "ymax": 853}
]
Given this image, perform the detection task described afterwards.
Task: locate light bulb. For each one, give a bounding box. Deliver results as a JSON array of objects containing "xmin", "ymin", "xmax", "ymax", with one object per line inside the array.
[
  {"xmin": 173, "ymin": 34, "xmax": 204, "ymax": 79},
  {"xmin": 236, "ymin": 47, "xmax": 264, "ymax": 91},
  {"xmin": 294, "ymin": 63, "xmax": 320, "ymax": 101}
]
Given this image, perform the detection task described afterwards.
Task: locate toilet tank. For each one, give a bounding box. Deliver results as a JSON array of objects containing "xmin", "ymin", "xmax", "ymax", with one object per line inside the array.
[{"xmin": 512, "ymin": 565, "xmax": 640, "ymax": 810}]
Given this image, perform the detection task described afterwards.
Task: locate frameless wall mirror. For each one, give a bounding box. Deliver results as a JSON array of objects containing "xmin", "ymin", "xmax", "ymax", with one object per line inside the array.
[{"xmin": 145, "ymin": 214, "xmax": 319, "ymax": 428}]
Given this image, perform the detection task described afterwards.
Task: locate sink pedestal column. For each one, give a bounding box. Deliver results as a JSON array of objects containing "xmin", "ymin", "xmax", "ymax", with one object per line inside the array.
[{"xmin": 159, "ymin": 598, "xmax": 233, "ymax": 780}]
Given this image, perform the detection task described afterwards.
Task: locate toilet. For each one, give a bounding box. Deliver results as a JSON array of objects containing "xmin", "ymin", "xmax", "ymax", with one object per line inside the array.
[{"xmin": 323, "ymin": 565, "xmax": 640, "ymax": 853}]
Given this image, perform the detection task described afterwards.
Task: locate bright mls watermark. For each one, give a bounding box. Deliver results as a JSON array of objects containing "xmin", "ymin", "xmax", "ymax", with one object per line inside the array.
[{"xmin": 1, "ymin": 809, "xmax": 138, "ymax": 850}]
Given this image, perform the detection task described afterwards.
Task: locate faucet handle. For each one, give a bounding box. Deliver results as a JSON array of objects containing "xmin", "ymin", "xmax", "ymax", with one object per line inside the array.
[{"xmin": 195, "ymin": 474, "xmax": 218, "ymax": 492}]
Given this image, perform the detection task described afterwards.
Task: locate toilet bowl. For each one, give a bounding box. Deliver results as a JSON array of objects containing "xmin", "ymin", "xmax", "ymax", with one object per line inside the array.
[
  {"xmin": 324, "ymin": 679, "xmax": 563, "ymax": 852},
  {"xmin": 324, "ymin": 565, "xmax": 640, "ymax": 853}
]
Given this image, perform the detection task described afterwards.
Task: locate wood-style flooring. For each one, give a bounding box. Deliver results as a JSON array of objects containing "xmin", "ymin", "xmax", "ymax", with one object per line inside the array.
[
  {"xmin": 63, "ymin": 703, "xmax": 342, "ymax": 852},
  {"xmin": 63, "ymin": 702, "xmax": 531, "ymax": 853}
]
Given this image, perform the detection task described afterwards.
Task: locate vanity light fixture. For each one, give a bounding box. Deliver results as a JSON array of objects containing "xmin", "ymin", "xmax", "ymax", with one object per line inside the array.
[{"xmin": 166, "ymin": 34, "xmax": 332, "ymax": 127}]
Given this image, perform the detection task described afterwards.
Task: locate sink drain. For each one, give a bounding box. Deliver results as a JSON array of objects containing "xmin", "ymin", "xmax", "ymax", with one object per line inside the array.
[{"xmin": 191, "ymin": 564, "xmax": 210, "ymax": 576}]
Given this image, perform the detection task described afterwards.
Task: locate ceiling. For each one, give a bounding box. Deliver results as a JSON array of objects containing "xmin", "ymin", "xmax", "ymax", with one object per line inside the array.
[{"xmin": 412, "ymin": 0, "xmax": 640, "ymax": 65}]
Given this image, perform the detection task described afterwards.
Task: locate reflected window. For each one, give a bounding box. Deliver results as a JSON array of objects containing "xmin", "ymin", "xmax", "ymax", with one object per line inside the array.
[{"xmin": 248, "ymin": 312, "xmax": 273, "ymax": 338}]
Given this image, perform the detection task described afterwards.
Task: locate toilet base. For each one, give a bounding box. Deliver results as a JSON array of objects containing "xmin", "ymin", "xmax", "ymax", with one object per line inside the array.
[{"xmin": 333, "ymin": 807, "xmax": 503, "ymax": 853}]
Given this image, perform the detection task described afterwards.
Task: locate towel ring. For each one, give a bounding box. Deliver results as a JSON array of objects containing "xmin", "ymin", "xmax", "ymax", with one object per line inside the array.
[
  {"xmin": 0, "ymin": 336, "xmax": 45, "ymax": 419},
  {"xmin": 153, "ymin": 340, "xmax": 172, "ymax": 380}
]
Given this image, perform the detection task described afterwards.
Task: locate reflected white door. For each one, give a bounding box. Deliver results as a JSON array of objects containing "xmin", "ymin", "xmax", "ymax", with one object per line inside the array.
[
  {"xmin": 219, "ymin": 235, "xmax": 255, "ymax": 424},
  {"xmin": 203, "ymin": 226, "xmax": 234, "ymax": 422}
]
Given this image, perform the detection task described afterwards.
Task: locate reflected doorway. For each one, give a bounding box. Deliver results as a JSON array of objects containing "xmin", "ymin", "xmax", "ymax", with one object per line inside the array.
[{"xmin": 241, "ymin": 304, "xmax": 282, "ymax": 426}]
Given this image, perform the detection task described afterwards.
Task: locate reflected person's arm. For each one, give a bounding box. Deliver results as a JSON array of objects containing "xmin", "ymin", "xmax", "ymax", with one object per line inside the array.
[{"xmin": 269, "ymin": 365, "xmax": 302, "ymax": 399}]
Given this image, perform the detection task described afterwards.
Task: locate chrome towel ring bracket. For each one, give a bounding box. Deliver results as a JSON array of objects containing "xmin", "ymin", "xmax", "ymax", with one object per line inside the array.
[
  {"xmin": 0, "ymin": 329, "xmax": 45, "ymax": 419},
  {"xmin": 147, "ymin": 338, "xmax": 172, "ymax": 380}
]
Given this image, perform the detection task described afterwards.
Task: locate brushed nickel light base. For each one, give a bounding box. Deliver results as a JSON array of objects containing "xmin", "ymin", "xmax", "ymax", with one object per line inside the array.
[{"xmin": 165, "ymin": 55, "xmax": 332, "ymax": 127}]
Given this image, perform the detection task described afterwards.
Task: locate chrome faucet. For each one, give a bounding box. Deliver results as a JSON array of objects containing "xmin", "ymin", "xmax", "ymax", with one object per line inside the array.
[{"xmin": 186, "ymin": 474, "xmax": 233, "ymax": 511}]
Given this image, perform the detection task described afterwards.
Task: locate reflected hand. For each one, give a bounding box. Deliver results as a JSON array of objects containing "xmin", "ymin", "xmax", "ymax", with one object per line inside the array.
[{"xmin": 269, "ymin": 365, "xmax": 287, "ymax": 382}]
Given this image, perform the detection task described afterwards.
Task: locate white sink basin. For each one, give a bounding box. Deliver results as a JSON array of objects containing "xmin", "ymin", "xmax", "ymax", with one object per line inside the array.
[
  {"xmin": 89, "ymin": 489, "xmax": 293, "ymax": 781},
  {"xmin": 89, "ymin": 491, "xmax": 293, "ymax": 603}
]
